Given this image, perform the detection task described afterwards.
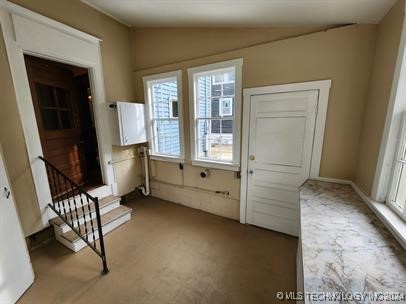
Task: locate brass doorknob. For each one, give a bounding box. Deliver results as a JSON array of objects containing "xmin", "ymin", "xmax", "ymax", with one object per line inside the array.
[{"xmin": 249, "ymin": 155, "xmax": 255, "ymax": 160}]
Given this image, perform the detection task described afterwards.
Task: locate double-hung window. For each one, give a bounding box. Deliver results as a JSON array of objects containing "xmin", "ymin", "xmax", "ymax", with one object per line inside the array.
[
  {"xmin": 143, "ymin": 70, "xmax": 184, "ymax": 161},
  {"xmin": 387, "ymin": 113, "xmax": 406, "ymax": 220},
  {"xmin": 188, "ymin": 59, "xmax": 243, "ymax": 171}
]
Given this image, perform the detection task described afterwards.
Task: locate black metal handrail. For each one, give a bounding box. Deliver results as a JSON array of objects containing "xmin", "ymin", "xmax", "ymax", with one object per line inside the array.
[{"xmin": 39, "ymin": 156, "xmax": 108, "ymax": 275}]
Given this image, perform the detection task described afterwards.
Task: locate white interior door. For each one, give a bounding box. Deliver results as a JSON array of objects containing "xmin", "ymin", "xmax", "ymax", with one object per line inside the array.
[
  {"xmin": 0, "ymin": 152, "xmax": 34, "ymax": 303},
  {"xmin": 246, "ymin": 90, "xmax": 318, "ymax": 236}
]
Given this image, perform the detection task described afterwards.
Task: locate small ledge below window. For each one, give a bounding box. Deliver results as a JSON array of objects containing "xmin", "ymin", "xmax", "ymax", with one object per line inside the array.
[
  {"xmin": 366, "ymin": 199, "xmax": 406, "ymax": 250},
  {"xmin": 150, "ymin": 154, "xmax": 184, "ymax": 164},
  {"xmin": 191, "ymin": 160, "xmax": 240, "ymax": 171}
]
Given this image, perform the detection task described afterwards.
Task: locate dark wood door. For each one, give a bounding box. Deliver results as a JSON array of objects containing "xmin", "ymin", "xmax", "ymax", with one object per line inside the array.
[{"xmin": 25, "ymin": 56, "xmax": 86, "ymax": 188}]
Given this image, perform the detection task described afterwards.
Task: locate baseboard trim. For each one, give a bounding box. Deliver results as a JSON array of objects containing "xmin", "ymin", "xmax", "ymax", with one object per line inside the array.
[{"xmin": 312, "ymin": 176, "xmax": 352, "ymax": 184}]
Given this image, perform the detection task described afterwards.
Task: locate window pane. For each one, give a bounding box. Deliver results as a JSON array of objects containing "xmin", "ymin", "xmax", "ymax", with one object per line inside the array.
[
  {"xmin": 154, "ymin": 119, "xmax": 180, "ymax": 156},
  {"xmin": 60, "ymin": 110, "xmax": 74, "ymax": 129},
  {"xmin": 41, "ymin": 108, "xmax": 59, "ymax": 130},
  {"xmin": 56, "ymin": 87, "xmax": 70, "ymax": 108},
  {"xmin": 171, "ymin": 100, "xmax": 179, "ymax": 118},
  {"xmin": 195, "ymin": 67, "xmax": 236, "ymax": 163},
  {"xmin": 151, "ymin": 80, "xmax": 178, "ymax": 119},
  {"xmin": 223, "ymin": 83, "xmax": 235, "ymax": 96},
  {"xmin": 393, "ymin": 163, "xmax": 406, "ymax": 212},
  {"xmin": 220, "ymin": 98, "xmax": 233, "ymax": 116},
  {"xmin": 36, "ymin": 83, "xmax": 55, "ymax": 107},
  {"xmin": 197, "ymin": 119, "xmax": 233, "ymax": 161},
  {"xmin": 211, "ymin": 99, "xmax": 220, "ymax": 118},
  {"xmin": 197, "ymin": 76, "xmax": 212, "ymax": 118}
]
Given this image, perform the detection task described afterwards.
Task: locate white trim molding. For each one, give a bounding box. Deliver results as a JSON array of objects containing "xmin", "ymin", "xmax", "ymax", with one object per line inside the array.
[
  {"xmin": 187, "ymin": 58, "xmax": 243, "ymax": 171},
  {"xmin": 143, "ymin": 70, "xmax": 185, "ymax": 162},
  {"xmin": 240, "ymin": 80, "xmax": 332, "ymax": 224},
  {"xmin": 372, "ymin": 17, "xmax": 406, "ymax": 202},
  {"xmin": 0, "ymin": 1, "xmax": 116, "ymax": 228}
]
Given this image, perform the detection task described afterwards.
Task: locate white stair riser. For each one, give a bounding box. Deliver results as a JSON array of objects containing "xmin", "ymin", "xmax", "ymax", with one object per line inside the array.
[
  {"xmin": 49, "ymin": 185, "xmax": 113, "ymax": 217},
  {"xmin": 52, "ymin": 200, "xmax": 121, "ymax": 234},
  {"xmin": 59, "ymin": 212, "xmax": 132, "ymax": 252},
  {"xmin": 88, "ymin": 185, "xmax": 113, "ymax": 199}
]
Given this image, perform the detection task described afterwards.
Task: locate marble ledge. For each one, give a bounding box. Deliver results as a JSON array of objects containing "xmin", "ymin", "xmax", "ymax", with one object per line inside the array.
[{"xmin": 299, "ymin": 180, "xmax": 406, "ymax": 303}]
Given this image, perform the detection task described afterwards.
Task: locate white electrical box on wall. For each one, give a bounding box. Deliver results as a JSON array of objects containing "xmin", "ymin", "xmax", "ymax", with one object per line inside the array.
[{"xmin": 110, "ymin": 101, "xmax": 147, "ymax": 146}]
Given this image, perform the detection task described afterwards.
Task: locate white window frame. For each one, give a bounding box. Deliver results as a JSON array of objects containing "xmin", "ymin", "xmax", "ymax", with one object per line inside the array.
[
  {"xmin": 188, "ymin": 58, "xmax": 243, "ymax": 171},
  {"xmin": 143, "ymin": 70, "xmax": 184, "ymax": 163},
  {"xmin": 372, "ymin": 17, "xmax": 406, "ymax": 203},
  {"xmin": 387, "ymin": 113, "xmax": 406, "ymax": 220}
]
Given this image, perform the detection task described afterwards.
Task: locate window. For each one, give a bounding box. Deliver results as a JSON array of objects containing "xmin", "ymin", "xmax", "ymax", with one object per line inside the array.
[
  {"xmin": 188, "ymin": 58, "xmax": 243, "ymax": 170},
  {"xmin": 143, "ymin": 70, "xmax": 184, "ymax": 160},
  {"xmin": 387, "ymin": 113, "xmax": 406, "ymax": 220},
  {"xmin": 36, "ymin": 83, "xmax": 75, "ymax": 131}
]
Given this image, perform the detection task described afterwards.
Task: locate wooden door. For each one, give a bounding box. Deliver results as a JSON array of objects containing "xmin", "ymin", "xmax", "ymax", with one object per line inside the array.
[
  {"xmin": 246, "ymin": 90, "xmax": 318, "ymax": 236},
  {"xmin": 25, "ymin": 56, "xmax": 85, "ymax": 189}
]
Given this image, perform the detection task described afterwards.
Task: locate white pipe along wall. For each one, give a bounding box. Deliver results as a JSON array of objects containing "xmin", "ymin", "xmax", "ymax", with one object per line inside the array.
[{"xmin": 138, "ymin": 146, "xmax": 150, "ymax": 196}]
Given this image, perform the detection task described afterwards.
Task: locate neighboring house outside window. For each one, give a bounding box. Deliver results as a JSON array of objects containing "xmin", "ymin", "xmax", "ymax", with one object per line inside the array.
[
  {"xmin": 387, "ymin": 113, "xmax": 406, "ymax": 220},
  {"xmin": 143, "ymin": 70, "xmax": 184, "ymax": 161},
  {"xmin": 188, "ymin": 59, "xmax": 243, "ymax": 171}
]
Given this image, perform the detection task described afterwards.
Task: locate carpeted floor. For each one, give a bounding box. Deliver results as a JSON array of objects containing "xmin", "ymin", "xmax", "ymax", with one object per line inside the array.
[{"xmin": 18, "ymin": 196, "xmax": 297, "ymax": 304}]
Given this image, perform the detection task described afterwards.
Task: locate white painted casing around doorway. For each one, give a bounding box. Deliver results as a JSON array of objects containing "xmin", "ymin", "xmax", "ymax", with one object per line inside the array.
[{"xmin": 0, "ymin": 1, "xmax": 117, "ymax": 229}]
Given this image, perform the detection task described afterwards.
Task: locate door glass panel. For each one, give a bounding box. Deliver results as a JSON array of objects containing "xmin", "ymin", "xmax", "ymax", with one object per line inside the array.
[
  {"xmin": 36, "ymin": 83, "xmax": 55, "ymax": 107},
  {"xmin": 56, "ymin": 87, "xmax": 70, "ymax": 108},
  {"xmin": 40, "ymin": 108, "xmax": 59, "ymax": 130},
  {"xmin": 60, "ymin": 110, "xmax": 74, "ymax": 129}
]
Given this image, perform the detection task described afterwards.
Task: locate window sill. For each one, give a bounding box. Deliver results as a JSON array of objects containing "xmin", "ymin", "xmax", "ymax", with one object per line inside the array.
[
  {"xmin": 191, "ymin": 160, "xmax": 240, "ymax": 171},
  {"xmin": 150, "ymin": 154, "xmax": 184, "ymax": 163},
  {"xmin": 365, "ymin": 199, "xmax": 406, "ymax": 250}
]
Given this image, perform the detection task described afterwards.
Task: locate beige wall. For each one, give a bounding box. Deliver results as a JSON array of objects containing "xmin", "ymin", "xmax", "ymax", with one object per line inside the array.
[
  {"xmin": 0, "ymin": 0, "xmax": 141, "ymax": 236},
  {"xmin": 133, "ymin": 24, "xmax": 378, "ymax": 218},
  {"xmin": 132, "ymin": 26, "xmax": 331, "ymax": 70},
  {"xmin": 354, "ymin": 0, "xmax": 405, "ymax": 195}
]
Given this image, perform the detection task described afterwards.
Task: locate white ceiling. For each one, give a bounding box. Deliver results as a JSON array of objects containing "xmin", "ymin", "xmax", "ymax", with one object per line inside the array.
[{"xmin": 82, "ymin": 0, "xmax": 397, "ymax": 27}]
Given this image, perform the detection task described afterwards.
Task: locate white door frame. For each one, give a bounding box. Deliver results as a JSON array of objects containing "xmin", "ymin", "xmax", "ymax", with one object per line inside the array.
[
  {"xmin": 240, "ymin": 80, "xmax": 331, "ymax": 224},
  {"xmin": 0, "ymin": 1, "xmax": 117, "ymax": 227}
]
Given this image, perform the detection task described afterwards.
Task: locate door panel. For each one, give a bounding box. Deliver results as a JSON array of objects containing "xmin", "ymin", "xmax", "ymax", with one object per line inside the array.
[
  {"xmin": 0, "ymin": 152, "xmax": 34, "ymax": 303},
  {"xmin": 256, "ymin": 117, "xmax": 306, "ymax": 166},
  {"xmin": 246, "ymin": 90, "xmax": 318, "ymax": 236},
  {"xmin": 25, "ymin": 55, "xmax": 85, "ymax": 190}
]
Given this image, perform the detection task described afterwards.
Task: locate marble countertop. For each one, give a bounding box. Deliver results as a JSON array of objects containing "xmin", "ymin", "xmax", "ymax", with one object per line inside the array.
[{"xmin": 299, "ymin": 180, "xmax": 406, "ymax": 303}]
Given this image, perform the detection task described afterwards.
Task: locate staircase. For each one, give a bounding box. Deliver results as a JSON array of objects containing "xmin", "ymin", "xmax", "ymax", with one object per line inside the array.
[
  {"xmin": 49, "ymin": 186, "xmax": 132, "ymax": 252},
  {"xmin": 39, "ymin": 156, "xmax": 132, "ymax": 274}
]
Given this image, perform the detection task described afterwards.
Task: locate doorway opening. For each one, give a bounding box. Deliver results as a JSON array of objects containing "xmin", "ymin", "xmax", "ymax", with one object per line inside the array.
[{"xmin": 24, "ymin": 55, "xmax": 103, "ymax": 192}]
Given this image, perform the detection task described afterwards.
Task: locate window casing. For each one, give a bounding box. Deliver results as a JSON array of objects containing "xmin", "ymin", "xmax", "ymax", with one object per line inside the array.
[
  {"xmin": 387, "ymin": 113, "xmax": 406, "ymax": 221},
  {"xmin": 143, "ymin": 70, "xmax": 184, "ymax": 161},
  {"xmin": 188, "ymin": 59, "xmax": 243, "ymax": 171}
]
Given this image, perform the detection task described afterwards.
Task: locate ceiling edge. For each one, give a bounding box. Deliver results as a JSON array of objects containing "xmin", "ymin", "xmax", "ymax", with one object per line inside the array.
[{"xmin": 80, "ymin": 0, "xmax": 132, "ymax": 27}]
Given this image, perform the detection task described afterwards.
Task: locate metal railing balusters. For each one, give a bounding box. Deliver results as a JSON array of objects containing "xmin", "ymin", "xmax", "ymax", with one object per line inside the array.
[
  {"xmin": 79, "ymin": 191, "xmax": 89, "ymax": 242},
  {"xmin": 45, "ymin": 165, "xmax": 56, "ymax": 209},
  {"xmin": 86, "ymin": 196, "xmax": 97, "ymax": 247},
  {"xmin": 71, "ymin": 186, "xmax": 81, "ymax": 233},
  {"xmin": 63, "ymin": 177, "xmax": 75, "ymax": 226},
  {"xmin": 39, "ymin": 156, "xmax": 109, "ymax": 275},
  {"xmin": 51, "ymin": 169, "xmax": 63, "ymax": 214},
  {"xmin": 94, "ymin": 197, "xmax": 108, "ymax": 274}
]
